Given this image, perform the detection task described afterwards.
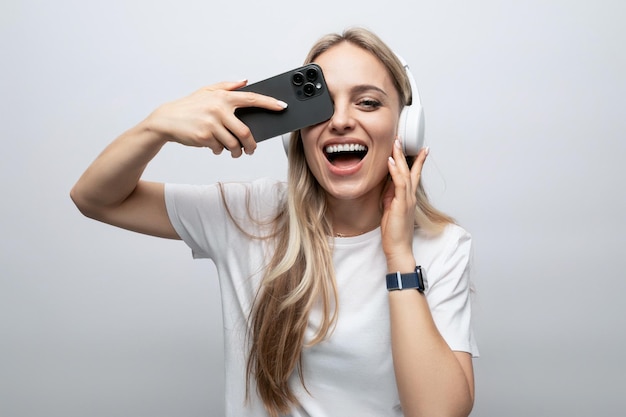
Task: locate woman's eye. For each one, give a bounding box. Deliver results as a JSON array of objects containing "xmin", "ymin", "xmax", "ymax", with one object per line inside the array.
[{"xmin": 357, "ymin": 98, "xmax": 382, "ymax": 109}]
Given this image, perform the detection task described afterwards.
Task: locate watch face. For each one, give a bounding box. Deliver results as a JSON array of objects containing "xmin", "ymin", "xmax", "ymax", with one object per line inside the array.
[{"xmin": 417, "ymin": 266, "xmax": 427, "ymax": 291}]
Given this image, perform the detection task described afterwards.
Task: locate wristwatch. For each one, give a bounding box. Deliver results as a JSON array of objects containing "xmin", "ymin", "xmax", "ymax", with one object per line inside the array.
[{"xmin": 386, "ymin": 266, "xmax": 426, "ymax": 292}]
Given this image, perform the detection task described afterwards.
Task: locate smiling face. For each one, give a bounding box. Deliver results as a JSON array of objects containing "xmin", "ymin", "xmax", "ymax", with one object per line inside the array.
[{"xmin": 301, "ymin": 42, "xmax": 402, "ymax": 205}]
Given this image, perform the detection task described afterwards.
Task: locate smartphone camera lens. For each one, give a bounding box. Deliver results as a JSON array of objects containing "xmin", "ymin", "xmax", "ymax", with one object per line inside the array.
[
  {"xmin": 292, "ymin": 72, "xmax": 305, "ymax": 86},
  {"xmin": 303, "ymin": 82, "xmax": 316, "ymax": 97},
  {"xmin": 305, "ymin": 68, "xmax": 318, "ymax": 81}
]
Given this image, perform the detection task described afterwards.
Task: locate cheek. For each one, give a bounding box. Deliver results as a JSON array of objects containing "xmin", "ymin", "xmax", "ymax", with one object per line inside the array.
[
  {"xmin": 300, "ymin": 124, "xmax": 322, "ymax": 144},
  {"xmin": 372, "ymin": 123, "xmax": 398, "ymax": 152},
  {"xmin": 299, "ymin": 135, "xmax": 322, "ymax": 177},
  {"xmin": 300, "ymin": 130, "xmax": 315, "ymax": 158},
  {"xmin": 365, "ymin": 111, "xmax": 399, "ymax": 142},
  {"xmin": 300, "ymin": 127, "xmax": 325, "ymax": 162}
]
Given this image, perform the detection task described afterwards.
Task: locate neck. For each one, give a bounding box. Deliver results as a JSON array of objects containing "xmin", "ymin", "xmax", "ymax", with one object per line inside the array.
[{"xmin": 326, "ymin": 193, "xmax": 383, "ymax": 237}]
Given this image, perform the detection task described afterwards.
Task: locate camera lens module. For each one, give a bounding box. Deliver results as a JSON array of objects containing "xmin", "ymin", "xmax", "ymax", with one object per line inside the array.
[
  {"xmin": 303, "ymin": 82, "xmax": 316, "ymax": 97},
  {"xmin": 305, "ymin": 68, "xmax": 318, "ymax": 81},
  {"xmin": 292, "ymin": 72, "xmax": 305, "ymax": 86}
]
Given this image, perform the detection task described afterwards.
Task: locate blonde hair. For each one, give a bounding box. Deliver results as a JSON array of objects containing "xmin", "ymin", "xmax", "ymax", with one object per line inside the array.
[{"xmin": 245, "ymin": 27, "xmax": 454, "ymax": 416}]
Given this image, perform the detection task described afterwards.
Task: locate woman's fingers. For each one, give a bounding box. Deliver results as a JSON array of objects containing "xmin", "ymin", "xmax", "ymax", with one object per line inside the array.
[
  {"xmin": 382, "ymin": 139, "xmax": 431, "ymax": 260},
  {"xmin": 228, "ymin": 90, "xmax": 288, "ymax": 155},
  {"xmin": 409, "ymin": 146, "xmax": 429, "ymax": 194},
  {"xmin": 387, "ymin": 139, "xmax": 413, "ymax": 203},
  {"xmin": 385, "ymin": 138, "xmax": 430, "ymax": 218},
  {"xmin": 382, "ymin": 139, "xmax": 417, "ymax": 259},
  {"xmin": 148, "ymin": 82, "xmax": 288, "ymax": 158},
  {"xmin": 205, "ymin": 80, "xmax": 249, "ymax": 92}
]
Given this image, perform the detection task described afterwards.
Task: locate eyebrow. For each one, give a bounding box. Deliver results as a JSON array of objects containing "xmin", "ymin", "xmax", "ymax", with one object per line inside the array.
[{"xmin": 350, "ymin": 84, "xmax": 389, "ymax": 97}]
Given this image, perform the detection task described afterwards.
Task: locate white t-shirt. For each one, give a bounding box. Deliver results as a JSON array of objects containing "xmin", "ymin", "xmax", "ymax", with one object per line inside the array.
[{"xmin": 165, "ymin": 178, "xmax": 479, "ymax": 417}]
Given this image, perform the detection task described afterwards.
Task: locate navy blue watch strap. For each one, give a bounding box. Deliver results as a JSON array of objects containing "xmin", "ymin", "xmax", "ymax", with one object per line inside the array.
[{"xmin": 386, "ymin": 266, "xmax": 426, "ymax": 292}]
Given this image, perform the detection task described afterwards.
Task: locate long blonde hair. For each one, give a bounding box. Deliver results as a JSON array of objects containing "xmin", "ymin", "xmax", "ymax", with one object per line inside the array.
[{"xmin": 245, "ymin": 27, "xmax": 454, "ymax": 416}]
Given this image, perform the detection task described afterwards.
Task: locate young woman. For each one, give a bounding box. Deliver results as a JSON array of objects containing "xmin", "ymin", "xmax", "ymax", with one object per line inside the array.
[{"xmin": 71, "ymin": 27, "xmax": 478, "ymax": 417}]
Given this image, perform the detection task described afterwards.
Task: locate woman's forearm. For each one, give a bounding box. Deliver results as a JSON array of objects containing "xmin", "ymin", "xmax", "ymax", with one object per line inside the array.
[
  {"xmin": 70, "ymin": 120, "xmax": 167, "ymax": 215},
  {"xmin": 388, "ymin": 287, "xmax": 474, "ymax": 417}
]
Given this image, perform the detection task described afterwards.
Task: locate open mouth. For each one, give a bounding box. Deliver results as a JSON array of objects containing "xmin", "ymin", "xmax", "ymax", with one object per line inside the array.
[{"xmin": 324, "ymin": 143, "xmax": 368, "ymax": 167}]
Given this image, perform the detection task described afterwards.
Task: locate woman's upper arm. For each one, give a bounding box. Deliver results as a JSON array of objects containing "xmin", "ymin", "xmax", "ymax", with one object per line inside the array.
[
  {"xmin": 454, "ymin": 351, "xmax": 475, "ymax": 404},
  {"xmin": 84, "ymin": 180, "xmax": 181, "ymax": 240}
]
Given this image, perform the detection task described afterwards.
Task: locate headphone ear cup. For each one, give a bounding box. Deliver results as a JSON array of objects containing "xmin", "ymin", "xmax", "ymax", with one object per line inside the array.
[
  {"xmin": 282, "ymin": 133, "xmax": 291, "ymax": 155},
  {"xmin": 395, "ymin": 54, "xmax": 425, "ymax": 156},
  {"xmin": 397, "ymin": 103, "xmax": 425, "ymax": 156}
]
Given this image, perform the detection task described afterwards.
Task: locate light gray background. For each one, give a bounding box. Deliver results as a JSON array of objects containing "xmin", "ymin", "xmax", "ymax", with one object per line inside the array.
[{"xmin": 1, "ymin": 0, "xmax": 624, "ymax": 416}]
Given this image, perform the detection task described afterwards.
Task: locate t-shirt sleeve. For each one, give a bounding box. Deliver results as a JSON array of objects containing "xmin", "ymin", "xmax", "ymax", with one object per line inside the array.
[
  {"xmin": 164, "ymin": 178, "xmax": 285, "ymax": 260},
  {"xmin": 421, "ymin": 225, "xmax": 480, "ymax": 357},
  {"xmin": 164, "ymin": 182, "xmax": 226, "ymax": 259}
]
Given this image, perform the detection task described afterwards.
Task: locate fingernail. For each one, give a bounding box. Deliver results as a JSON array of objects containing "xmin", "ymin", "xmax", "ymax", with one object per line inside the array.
[
  {"xmin": 388, "ymin": 156, "xmax": 396, "ymax": 166},
  {"xmin": 424, "ymin": 146, "xmax": 430, "ymax": 156},
  {"xmin": 277, "ymin": 100, "xmax": 288, "ymax": 109},
  {"xmin": 394, "ymin": 139, "xmax": 402, "ymax": 149}
]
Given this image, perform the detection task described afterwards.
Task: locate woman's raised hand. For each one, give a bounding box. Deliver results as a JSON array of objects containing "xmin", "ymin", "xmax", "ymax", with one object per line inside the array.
[
  {"xmin": 381, "ymin": 139, "xmax": 429, "ymax": 270},
  {"xmin": 70, "ymin": 81, "xmax": 286, "ymax": 237},
  {"xmin": 143, "ymin": 81, "xmax": 287, "ymax": 158}
]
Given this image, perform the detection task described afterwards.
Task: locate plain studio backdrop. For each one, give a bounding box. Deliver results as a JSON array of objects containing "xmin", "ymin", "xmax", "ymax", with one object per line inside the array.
[{"xmin": 1, "ymin": 0, "xmax": 624, "ymax": 416}]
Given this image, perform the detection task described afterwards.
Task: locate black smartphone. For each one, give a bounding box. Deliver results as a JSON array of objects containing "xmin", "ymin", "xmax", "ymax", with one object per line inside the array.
[{"xmin": 235, "ymin": 63, "xmax": 334, "ymax": 142}]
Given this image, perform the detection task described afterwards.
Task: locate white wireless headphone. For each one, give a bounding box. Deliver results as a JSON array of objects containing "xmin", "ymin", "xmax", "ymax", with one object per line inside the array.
[{"xmin": 281, "ymin": 54, "xmax": 425, "ymax": 156}]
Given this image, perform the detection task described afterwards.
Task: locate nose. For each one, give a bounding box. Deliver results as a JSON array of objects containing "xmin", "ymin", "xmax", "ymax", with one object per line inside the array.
[{"xmin": 327, "ymin": 101, "xmax": 355, "ymax": 134}]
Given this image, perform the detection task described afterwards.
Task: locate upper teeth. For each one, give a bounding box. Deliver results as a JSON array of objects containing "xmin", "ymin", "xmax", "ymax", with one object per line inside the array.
[{"xmin": 325, "ymin": 144, "xmax": 367, "ymax": 154}]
